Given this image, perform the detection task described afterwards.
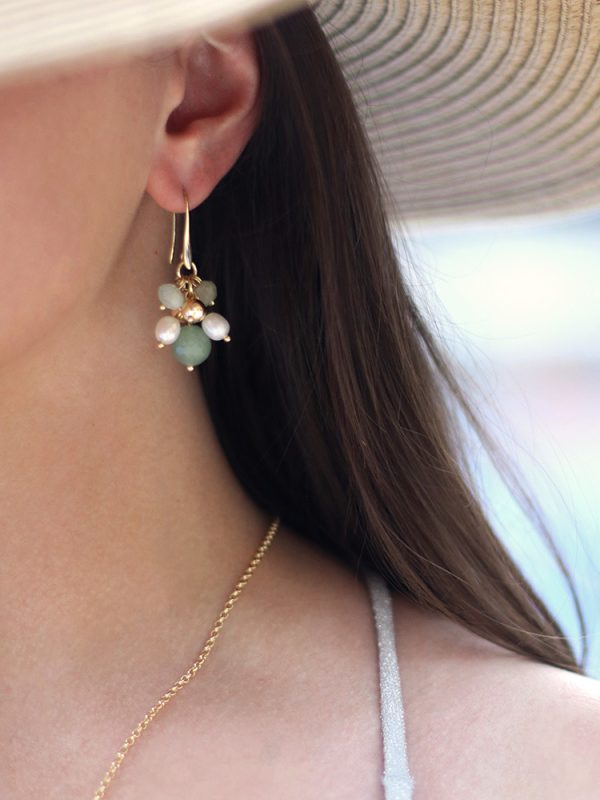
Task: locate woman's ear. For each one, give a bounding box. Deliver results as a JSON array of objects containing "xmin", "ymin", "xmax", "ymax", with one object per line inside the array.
[{"xmin": 145, "ymin": 29, "xmax": 261, "ymax": 212}]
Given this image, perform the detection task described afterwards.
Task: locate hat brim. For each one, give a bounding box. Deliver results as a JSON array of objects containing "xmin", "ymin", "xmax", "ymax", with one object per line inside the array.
[
  {"xmin": 4, "ymin": 0, "xmax": 600, "ymax": 222},
  {"xmin": 0, "ymin": 0, "xmax": 309, "ymax": 83},
  {"xmin": 316, "ymin": 0, "xmax": 600, "ymax": 223}
]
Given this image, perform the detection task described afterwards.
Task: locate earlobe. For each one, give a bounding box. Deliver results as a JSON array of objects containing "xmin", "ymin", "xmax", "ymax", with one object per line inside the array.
[{"xmin": 145, "ymin": 30, "xmax": 261, "ymax": 213}]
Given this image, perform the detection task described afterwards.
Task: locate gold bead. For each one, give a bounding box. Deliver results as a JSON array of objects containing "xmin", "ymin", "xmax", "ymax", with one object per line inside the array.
[
  {"xmin": 186, "ymin": 365, "xmax": 194, "ymax": 372},
  {"xmin": 159, "ymin": 304, "xmax": 166, "ymax": 311},
  {"xmin": 157, "ymin": 343, "xmax": 165, "ymax": 349},
  {"xmin": 224, "ymin": 336, "xmax": 231, "ymax": 342},
  {"xmin": 181, "ymin": 300, "xmax": 205, "ymax": 323}
]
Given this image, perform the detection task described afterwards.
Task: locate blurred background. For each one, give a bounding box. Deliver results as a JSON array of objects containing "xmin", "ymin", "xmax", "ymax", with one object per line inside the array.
[{"xmin": 397, "ymin": 211, "xmax": 600, "ymax": 678}]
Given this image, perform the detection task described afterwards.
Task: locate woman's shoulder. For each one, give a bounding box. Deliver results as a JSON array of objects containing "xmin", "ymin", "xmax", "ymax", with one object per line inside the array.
[{"xmin": 390, "ymin": 592, "xmax": 600, "ymax": 798}]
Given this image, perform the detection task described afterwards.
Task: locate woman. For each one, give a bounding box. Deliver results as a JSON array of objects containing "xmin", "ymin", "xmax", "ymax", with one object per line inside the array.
[{"xmin": 2, "ymin": 0, "xmax": 599, "ymax": 798}]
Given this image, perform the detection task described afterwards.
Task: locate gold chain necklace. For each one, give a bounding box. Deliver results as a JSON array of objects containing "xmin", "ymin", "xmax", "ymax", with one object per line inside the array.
[{"xmin": 91, "ymin": 515, "xmax": 281, "ymax": 799}]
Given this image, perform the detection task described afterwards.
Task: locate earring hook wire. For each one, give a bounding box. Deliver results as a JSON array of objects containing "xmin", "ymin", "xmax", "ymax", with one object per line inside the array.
[{"xmin": 168, "ymin": 188, "xmax": 192, "ymax": 269}]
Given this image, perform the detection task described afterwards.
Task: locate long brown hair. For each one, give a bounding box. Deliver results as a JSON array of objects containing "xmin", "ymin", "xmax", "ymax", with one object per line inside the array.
[{"xmin": 191, "ymin": 7, "xmax": 587, "ymax": 674}]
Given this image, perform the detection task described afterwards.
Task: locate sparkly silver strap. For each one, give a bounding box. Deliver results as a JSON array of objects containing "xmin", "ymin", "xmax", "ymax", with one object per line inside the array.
[{"xmin": 365, "ymin": 568, "xmax": 415, "ymax": 800}]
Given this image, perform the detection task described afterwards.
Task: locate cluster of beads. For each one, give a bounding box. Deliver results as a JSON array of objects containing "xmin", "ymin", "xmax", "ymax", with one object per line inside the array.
[{"xmin": 155, "ymin": 275, "xmax": 230, "ymax": 371}]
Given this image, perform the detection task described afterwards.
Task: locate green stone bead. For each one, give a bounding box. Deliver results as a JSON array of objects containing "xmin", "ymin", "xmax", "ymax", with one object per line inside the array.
[
  {"xmin": 194, "ymin": 280, "xmax": 217, "ymax": 305},
  {"xmin": 158, "ymin": 283, "xmax": 184, "ymax": 310},
  {"xmin": 172, "ymin": 324, "xmax": 212, "ymax": 366}
]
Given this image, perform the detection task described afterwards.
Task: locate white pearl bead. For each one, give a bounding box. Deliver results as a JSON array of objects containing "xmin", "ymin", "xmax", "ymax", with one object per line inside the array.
[
  {"xmin": 155, "ymin": 315, "xmax": 181, "ymax": 345},
  {"xmin": 201, "ymin": 312, "xmax": 230, "ymax": 341},
  {"xmin": 158, "ymin": 283, "xmax": 184, "ymax": 310}
]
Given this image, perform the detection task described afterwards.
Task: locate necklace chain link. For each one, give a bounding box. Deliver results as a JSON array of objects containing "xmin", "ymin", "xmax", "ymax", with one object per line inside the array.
[{"xmin": 91, "ymin": 515, "xmax": 281, "ymax": 799}]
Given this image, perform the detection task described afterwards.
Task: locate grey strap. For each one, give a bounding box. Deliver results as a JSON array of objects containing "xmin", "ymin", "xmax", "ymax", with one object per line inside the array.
[{"xmin": 365, "ymin": 568, "xmax": 415, "ymax": 800}]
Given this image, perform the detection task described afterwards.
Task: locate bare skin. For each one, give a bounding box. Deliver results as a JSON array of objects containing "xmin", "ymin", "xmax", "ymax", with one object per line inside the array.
[{"xmin": 1, "ymin": 25, "xmax": 599, "ymax": 800}]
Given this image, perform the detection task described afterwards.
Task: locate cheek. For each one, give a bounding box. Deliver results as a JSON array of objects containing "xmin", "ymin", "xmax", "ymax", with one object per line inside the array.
[{"xmin": 0, "ymin": 63, "xmax": 163, "ymax": 364}]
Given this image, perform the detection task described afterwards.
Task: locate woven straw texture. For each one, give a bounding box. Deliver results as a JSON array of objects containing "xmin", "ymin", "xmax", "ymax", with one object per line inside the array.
[{"xmin": 314, "ymin": 0, "xmax": 600, "ymax": 221}]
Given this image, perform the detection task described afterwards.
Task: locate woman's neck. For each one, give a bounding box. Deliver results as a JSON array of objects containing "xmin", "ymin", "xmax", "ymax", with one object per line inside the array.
[{"xmin": 0, "ymin": 193, "xmax": 272, "ymax": 712}]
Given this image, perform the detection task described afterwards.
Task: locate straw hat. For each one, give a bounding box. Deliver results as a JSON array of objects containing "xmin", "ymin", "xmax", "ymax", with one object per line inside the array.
[{"xmin": 2, "ymin": 0, "xmax": 600, "ymax": 223}]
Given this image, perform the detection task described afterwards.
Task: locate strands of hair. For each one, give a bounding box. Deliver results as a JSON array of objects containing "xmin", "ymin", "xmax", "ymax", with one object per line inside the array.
[{"xmin": 190, "ymin": 7, "xmax": 587, "ymax": 675}]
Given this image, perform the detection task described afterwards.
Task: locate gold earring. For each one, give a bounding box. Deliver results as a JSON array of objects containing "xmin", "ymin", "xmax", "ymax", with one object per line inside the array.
[{"xmin": 154, "ymin": 189, "xmax": 231, "ymax": 371}]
